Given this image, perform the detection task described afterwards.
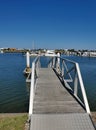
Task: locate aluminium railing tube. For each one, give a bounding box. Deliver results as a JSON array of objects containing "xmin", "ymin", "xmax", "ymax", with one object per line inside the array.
[
  {"xmin": 29, "ymin": 56, "xmax": 40, "ymax": 119},
  {"xmin": 76, "ymin": 63, "xmax": 90, "ymax": 114}
]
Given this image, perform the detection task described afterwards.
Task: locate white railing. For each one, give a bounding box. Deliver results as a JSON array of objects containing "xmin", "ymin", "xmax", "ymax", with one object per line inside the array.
[
  {"xmin": 49, "ymin": 56, "xmax": 90, "ymax": 114},
  {"xmin": 29, "ymin": 56, "xmax": 40, "ymax": 119}
]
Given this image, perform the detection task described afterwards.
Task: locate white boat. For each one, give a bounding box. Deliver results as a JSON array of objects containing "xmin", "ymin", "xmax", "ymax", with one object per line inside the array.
[
  {"xmin": 89, "ymin": 52, "xmax": 96, "ymax": 57},
  {"xmin": 0, "ymin": 50, "xmax": 4, "ymax": 53},
  {"xmin": 45, "ymin": 50, "xmax": 57, "ymax": 57},
  {"xmin": 30, "ymin": 53, "xmax": 38, "ymax": 56},
  {"xmin": 30, "ymin": 50, "xmax": 38, "ymax": 56}
]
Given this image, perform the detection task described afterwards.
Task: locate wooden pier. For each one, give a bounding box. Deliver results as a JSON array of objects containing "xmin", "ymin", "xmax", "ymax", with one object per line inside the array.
[{"xmin": 27, "ymin": 55, "xmax": 96, "ymax": 130}]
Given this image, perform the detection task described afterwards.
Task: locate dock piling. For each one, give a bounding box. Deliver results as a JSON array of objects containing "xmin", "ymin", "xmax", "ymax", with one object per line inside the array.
[{"xmin": 26, "ymin": 51, "xmax": 30, "ymax": 68}]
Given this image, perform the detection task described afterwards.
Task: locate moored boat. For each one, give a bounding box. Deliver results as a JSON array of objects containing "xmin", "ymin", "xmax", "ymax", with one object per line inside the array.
[{"xmin": 44, "ymin": 50, "xmax": 57, "ymax": 57}]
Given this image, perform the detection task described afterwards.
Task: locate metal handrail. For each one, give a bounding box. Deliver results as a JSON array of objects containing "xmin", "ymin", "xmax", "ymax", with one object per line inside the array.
[
  {"xmin": 76, "ymin": 63, "xmax": 90, "ymax": 114},
  {"xmin": 29, "ymin": 56, "xmax": 40, "ymax": 119},
  {"xmin": 49, "ymin": 56, "xmax": 91, "ymax": 114}
]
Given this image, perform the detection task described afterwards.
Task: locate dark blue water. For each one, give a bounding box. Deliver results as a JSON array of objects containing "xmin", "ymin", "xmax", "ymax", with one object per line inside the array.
[
  {"xmin": 0, "ymin": 54, "xmax": 96, "ymax": 112},
  {"xmin": 0, "ymin": 53, "xmax": 34, "ymax": 113}
]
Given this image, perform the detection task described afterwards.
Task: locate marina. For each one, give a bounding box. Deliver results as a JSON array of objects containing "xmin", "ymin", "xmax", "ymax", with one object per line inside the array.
[
  {"xmin": 0, "ymin": 53, "xmax": 96, "ymax": 113},
  {"xmin": 0, "ymin": 0, "xmax": 96, "ymax": 129}
]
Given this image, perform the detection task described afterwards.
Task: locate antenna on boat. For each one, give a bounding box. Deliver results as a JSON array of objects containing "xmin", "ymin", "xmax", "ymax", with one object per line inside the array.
[{"xmin": 32, "ymin": 40, "xmax": 35, "ymax": 51}]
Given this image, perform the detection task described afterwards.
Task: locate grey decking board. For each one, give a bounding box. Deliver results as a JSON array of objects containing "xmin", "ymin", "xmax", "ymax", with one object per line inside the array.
[{"xmin": 33, "ymin": 68, "xmax": 85, "ymax": 114}]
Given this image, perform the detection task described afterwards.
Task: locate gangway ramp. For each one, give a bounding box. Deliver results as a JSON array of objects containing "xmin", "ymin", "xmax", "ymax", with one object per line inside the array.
[
  {"xmin": 33, "ymin": 68, "xmax": 85, "ymax": 114},
  {"xmin": 27, "ymin": 55, "xmax": 96, "ymax": 130},
  {"xmin": 30, "ymin": 68, "xmax": 95, "ymax": 130}
]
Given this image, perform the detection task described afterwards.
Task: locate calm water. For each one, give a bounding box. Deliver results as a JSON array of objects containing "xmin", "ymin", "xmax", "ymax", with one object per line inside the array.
[
  {"xmin": 0, "ymin": 54, "xmax": 96, "ymax": 112},
  {"xmin": 0, "ymin": 53, "xmax": 32, "ymax": 113}
]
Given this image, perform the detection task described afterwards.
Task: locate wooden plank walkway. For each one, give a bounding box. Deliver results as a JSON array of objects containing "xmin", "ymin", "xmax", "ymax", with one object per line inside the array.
[
  {"xmin": 33, "ymin": 68, "xmax": 85, "ymax": 114},
  {"xmin": 30, "ymin": 68, "xmax": 95, "ymax": 130}
]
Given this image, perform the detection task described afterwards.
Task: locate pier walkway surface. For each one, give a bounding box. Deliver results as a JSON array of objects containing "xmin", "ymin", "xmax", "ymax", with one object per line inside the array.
[
  {"xmin": 27, "ymin": 56, "xmax": 96, "ymax": 130},
  {"xmin": 33, "ymin": 68, "xmax": 85, "ymax": 114}
]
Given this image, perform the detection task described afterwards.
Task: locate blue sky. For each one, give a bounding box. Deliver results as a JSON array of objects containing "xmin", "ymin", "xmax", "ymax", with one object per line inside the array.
[{"xmin": 0, "ymin": 0, "xmax": 96, "ymax": 50}]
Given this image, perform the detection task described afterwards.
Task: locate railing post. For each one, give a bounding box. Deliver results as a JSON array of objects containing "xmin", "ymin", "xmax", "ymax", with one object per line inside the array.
[
  {"xmin": 26, "ymin": 51, "xmax": 30, "ymax": 68},
  {"xmin": 56, "ymin": 53, "xmax": 60, "ymax": 73},
  {"xmin": 62, "ymin": 60, "xmax": 64, "ymax": 77},
  {"xmin": 29, "ymin": 62, "xmax": 35, "ymax": 118},
  {"xmin": 74, "ymin": 71, "xmax": 78, "ymax": 96},
  {"xmin": 49, "ymin": 61, "xmax": 52, "ymax": 68},
  {"xmin": 76, "ymin": 63, "xmax": 90, "ymax": 114},
  {"xmin": 57, "ymin": 53, "xmax": 60, "ymax": 65},
  {"xmin": 36, "ymin": 57, "xmax": 40, "ymax": 76},
  {"xmin": 52, "ymin": 57, "xmax": 55, "ymax": 68}
]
